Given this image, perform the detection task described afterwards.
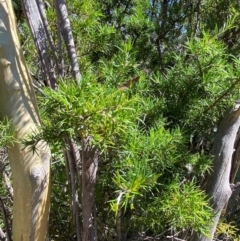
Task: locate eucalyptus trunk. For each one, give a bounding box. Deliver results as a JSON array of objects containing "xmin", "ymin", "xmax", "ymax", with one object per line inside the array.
[
  {"xmin": 0, "ymin": 1, "xmax": 51, "ymax": 240},
  {"xmin": 190, "ymin": 103, "xmax": 240, "ymax": 241}
]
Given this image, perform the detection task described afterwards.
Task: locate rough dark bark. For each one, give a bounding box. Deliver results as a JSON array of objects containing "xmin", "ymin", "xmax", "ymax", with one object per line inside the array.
[
  {"xmin": 20, "ymin": 0, "xmax": 57, "ymax": 89},
  {"xmin": 0, "ymin": 150, "xmax": 12, "ymax": 241},
  {"xmin": 190, "ymin": 103, "xmax": 240, "ymax": 241},
  {"xmin": 82, "ymin": 137, "xmax": 98, "ymax": 241},
  {"xmin": 55, "ymin": 5, "xmax": 64, "ymax": 77}
]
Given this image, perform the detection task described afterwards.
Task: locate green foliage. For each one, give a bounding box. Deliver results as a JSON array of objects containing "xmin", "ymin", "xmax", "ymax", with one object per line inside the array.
[
  {"xmin": 31, "ymin": 33, "xmax": 218, "ymax": 236},
  {"xmin": 36, "ymin": 78, "xmax": 139, "ymax": 148},
  {"xmin": 98, "ymin": 40, "xmax": 141, "ymax": 86},
  {"xmin": 152, "ymin": 31, "xmax": 240, "ymax": 135},
  {"xmin": 143, "ymin": 182, "xmax": 214, "ymax": 236},
  {"xmin": 29, "ymin": 39, "xmax": 144, "ymax": 150},
  {"xmin": 188, "ymin": 153, "xmax": 213, "ymax": 177},
  {"xmin": 35, "ymin": 5, "xmax": 228, "ymax": 238},
  {"xmin": 17, "ymin": 0, "xmax": 240, "ymax": 239},
  {"xmin": 216, "ymin": 218, "xmax": 240, "ymax": 241},
  {"xmin": 107, "ymin": 125, "xmax": 213, "ymax": 235},
  {"xmin": 49, "ymin": 159, "xmax": 73, "ymax": 239},
  {"xmin": 0, "ymin": 118, "xmax": 17, "ymax": 147},
  {"xmin": 109, "ymin": 125, "xmax": 186, "ymax": 214}
]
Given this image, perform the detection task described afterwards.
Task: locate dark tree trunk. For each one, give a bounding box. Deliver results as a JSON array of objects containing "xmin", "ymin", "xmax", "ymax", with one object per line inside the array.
[
  {"xmin": 64, "ymin": 138, "xmax": 82, "ymax": 241},
  {"xmin": 82, "ymin": 137, "xmax": 98, "ymax": 241}
]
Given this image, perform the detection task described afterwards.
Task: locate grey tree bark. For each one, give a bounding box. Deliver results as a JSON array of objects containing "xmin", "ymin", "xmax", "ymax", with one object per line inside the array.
[
  {"xmin": 82, "ymin": 137, "xmax": 98, "ymax": 241},
  {"xmin": 230, "ymin": 131, "xmax": 240, "ymax": 183},
  {"xmin": 35, "ymin": 0, "xmax": 60, "ymax": 75},
  {"xmin": 53, "ymin": 0, "xmax": 81, "ymax": 84},
  {"xmin": 20, "ymin": 0, "xmax": 57, "ymax": 89},
  {"xmin": 64, "ymin": 139, "xmax": 82, "ymax": 241},
  {"xmin": 190, "ymin": 103, "xmax": 240, "ymax": 241}
]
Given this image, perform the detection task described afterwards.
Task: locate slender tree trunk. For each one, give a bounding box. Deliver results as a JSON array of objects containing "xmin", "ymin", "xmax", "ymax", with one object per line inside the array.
[
  {"xmin": 64, "ymin": 139, "xmax": 82, "ymax": 241},
  {"xmin": 190, "ymin": 103, "xmax": 240, "ymax": 241},
  {"xmin": 230, "ymin": 131, "xmax": 240, "ymax": 183},
  {"xmin": 0, "ymin": 198, "xmax": 11, "ymax": 241},
  {"xmin": 20, "ymin": 0, "xmax": 57, "ymax": 89},
  {"xmin": 53, "ymin": 2, "xmax": 91, "ymax": 239},
  {"xmin": 0, "ymin": 1, "xmax": 51, "ymax": 240},
  {"xmin": 116, "ymin": 208, "xmax": 122, "ymax": 241},
  {"xmin": 82, "ymin": 137, "xmax": 98, "ymax": 241},
  {"xmin": 225, "ymin": 131, "xmax": 240, "ymax": 219},
  {"xmin": 53, "ymin": 0, "xmax": 81, "ymax": 84},
  {"xmin": 35, "ymin": 0, "xmax": 60, "ymax": 75}
]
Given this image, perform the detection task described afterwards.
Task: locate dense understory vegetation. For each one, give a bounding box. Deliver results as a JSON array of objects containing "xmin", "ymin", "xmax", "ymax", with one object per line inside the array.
[{"xmin": 1, "ymin": 0, "xmax": 240, "ymax": 240}]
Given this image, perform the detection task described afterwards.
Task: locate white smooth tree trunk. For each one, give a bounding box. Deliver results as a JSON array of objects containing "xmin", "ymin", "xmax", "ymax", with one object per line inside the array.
[{"xmin": 0, "ymin": 1, "xmax": 51, "ymax": 240}]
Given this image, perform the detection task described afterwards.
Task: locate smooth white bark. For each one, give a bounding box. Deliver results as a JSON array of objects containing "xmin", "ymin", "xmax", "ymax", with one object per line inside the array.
[{"xmin": 0, "ymin": 1, "xmax": 50, "ymax": 240}]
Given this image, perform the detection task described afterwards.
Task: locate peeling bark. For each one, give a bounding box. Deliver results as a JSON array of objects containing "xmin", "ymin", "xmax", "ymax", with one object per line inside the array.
[
  {"xmin": 190, "ymin": 103, "xmax": 240, "ymax": 241},
  {"xmin": 0, "ymin": 1, "xmax": 51, "ymax": 240}
]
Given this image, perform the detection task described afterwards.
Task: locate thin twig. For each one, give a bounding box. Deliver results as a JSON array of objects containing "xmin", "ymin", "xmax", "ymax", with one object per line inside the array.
[
  {"xmin": 203, "ymin": 78, "xmax": 240, "ymax": 114},
  {"xmin": 166, "ymin": 236, "xmax": 186, "ymax": 241},
  {"xmin": 0, "ymin": 198, "xmax": 11, "ymax": 241}
]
